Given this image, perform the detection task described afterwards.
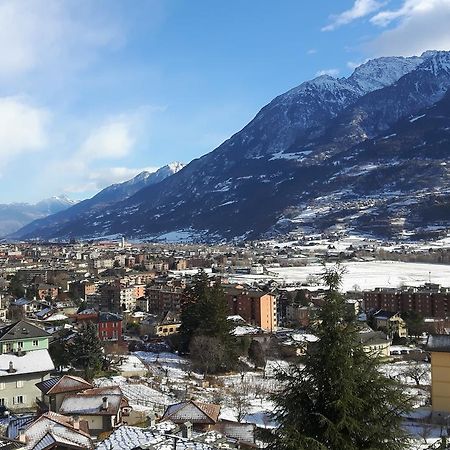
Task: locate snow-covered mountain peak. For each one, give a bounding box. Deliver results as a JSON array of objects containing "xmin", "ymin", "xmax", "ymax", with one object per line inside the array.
[
  {"xmin": 166, "ymin": 161, "xmax": 185, "ymax": 173},
  {"xmin": 418, "ymin": 50, "xmax": 450, "ymax": 76},
  {"xmin": 348, "ymin": 55, "xmax": 424, "ymax": 93}
]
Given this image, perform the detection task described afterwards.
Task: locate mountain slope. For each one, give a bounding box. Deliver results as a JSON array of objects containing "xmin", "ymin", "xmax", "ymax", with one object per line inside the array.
[
  {"xmin": 12, "ymin": 163, "xmax": 184, "ymax": 239},
  {"xmin": 14, "ymin": 51, "xmax": 450, "ymax": 242},
  {"xmin": 0, "ymin": 196, "xmax": 75, "ymax": 237}
]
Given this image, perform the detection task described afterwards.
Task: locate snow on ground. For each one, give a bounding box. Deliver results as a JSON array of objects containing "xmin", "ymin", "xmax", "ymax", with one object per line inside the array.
[
  {"xmin": 133, "ymin": 351, "xmax": 192, "ymax": 379},
  {"xmin": 226, "ymin": 261, "xmax": 450, "ymax": 291}
]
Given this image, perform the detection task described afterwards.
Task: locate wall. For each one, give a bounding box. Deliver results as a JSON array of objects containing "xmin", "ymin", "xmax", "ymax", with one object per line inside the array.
[{"xmin": 431, "ymin": 351, "xmax": 450, "ymax": 414}]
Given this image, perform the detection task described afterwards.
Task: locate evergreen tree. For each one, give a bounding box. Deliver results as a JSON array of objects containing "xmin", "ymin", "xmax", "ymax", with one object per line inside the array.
[
  {"xmin": 267, "ymin": 267, "xmax": 411, "ymax": 450},
  {"xmin": 180, "ymin": 270, "xmax": 238, "ymax": 371},
  {"xmin": 67, "ymin": 322, "xmax": 103, "ymax": 380}
]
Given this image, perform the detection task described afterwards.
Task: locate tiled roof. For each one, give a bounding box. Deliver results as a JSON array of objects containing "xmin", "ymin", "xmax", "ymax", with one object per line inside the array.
[
  {"xmin": 162, "ymin": 401, "xmax": 220, "ymax": 424},
  {"xmin": 0, "ymin": 321, "xmax": 50, "ymax": 342},
  {"xmin": 19, "ymin": 412, "xmax": 92, "ymax": 450},
  {"xmin": 35, "ymin": 375, "xmax": 93, "ymax": 395}
]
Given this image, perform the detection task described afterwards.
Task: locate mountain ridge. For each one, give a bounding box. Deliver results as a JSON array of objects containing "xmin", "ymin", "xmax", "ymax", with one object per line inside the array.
[{"xmin": 12, "ymin": 51, "xmax": 450, "ymax": 242}]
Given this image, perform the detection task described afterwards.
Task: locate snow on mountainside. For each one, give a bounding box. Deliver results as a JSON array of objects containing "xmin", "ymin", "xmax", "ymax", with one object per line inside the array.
[
  {"xmin": 0, "ymin": 195, "xmax": 76, "ymax": 237},
  {"xmin": 11, "ymin": 163, "xmax": 184, "ymax": 239},
  {"xmin": 12, "ymin": 51, "xmax": 450, "ymax": 242}
]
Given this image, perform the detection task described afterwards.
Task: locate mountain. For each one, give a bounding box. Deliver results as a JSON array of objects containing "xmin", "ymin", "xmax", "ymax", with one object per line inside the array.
[
  {"xmin": 13, "ymin": 51, "xmax": 450, "ymax": 242},
  {"xmin": 0, "ymin": 196, "xmax": 75, "ymax": 237},
  {"xmin": 11, "ymin": 163, "xmax": 184, "ymax": 238}
]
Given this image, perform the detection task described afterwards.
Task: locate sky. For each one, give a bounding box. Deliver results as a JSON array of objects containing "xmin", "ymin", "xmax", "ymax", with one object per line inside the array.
[{"xmin": 1, "ymin": 0, "xmax": 450, "ymax": 203}]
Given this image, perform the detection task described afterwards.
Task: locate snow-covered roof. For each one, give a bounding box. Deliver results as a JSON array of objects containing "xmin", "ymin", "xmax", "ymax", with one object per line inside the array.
[
  {"xmin": 0, "ymin": 350, "xmax": 54, "ymax": 378},
  {"xmin": 59, "ymin": 394, "xmax": 122, "ymax": 416},
  {"xmin": 19, "ymin": 411, "xmax": 92, "ymax": 450}
]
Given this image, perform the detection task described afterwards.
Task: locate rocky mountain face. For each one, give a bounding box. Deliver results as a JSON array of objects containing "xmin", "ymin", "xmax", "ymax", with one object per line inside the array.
[
  {"xmin": 13, "ymin": 51, "xmax": 450, "ymax": 242},
  {"xmin": 11, "ymin": 163, "xmax": 184, "ymax": 239},
  {"xmin": 0, "ymin": 196, "xmax": 75, "ymax": 237}
]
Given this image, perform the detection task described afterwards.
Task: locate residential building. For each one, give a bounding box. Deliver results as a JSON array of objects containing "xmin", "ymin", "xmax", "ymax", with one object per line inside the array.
[
  {"xmin": 13, "ymin": 411, "xmax": 93, "ymax": 449},
  {"xmin": 372, "ymin": 310, "xmax": 408, "ymax": 338},
  {"xmin": 0, "ymin": 321, "xmax": 50, "ymax": 354},
  {"xmin": 98, "ymin": 312, "xmax": 122, "ymax": 341},
  {"xmin": 59, "ymin": 387, "xmax": 129, "ymax": 436},
  {"xmin": 35, "ymin": 375, "xmax": 93, "ymax": 413},
  {"xmin": 0, "ymin": 349, "xmax": 54, "ymax": 411},
  {"xmin": 225, "ymin": 287, "xmax": 277, "ymax": 332},
  {"xmin": 426, "ymin": 335, "xmax": 450, "ymax": 417}
]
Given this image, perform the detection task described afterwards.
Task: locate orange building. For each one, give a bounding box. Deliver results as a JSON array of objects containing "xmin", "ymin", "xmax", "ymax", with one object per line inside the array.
[{"xmin": 225, "ymin": 287, "xmax": 277, "ymax": 332}]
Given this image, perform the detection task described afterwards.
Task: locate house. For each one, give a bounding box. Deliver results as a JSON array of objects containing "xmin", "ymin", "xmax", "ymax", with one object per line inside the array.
[
  {"xmin": 140, "ymin": 310, "xmax": 181, "ymax": 337},
  {"xmin": 0, "ymin": 320, "xmax": 50, "ymax": 354},
  {"xmin": 358, "ymin": 330, "xmax": 391, "ymax": 358},
  {"xmin": 59, "ymin": 387, "xmax": 129, "ymax": 436},
  {"xmin": 13, "ymin": 411, "xmax": 93, "ymax": 449},
  {"xmin": 161, "ymin": 400, "xmax": 220, "ymax": 432},
  {"xmin": 372, "ymin": 310, "xmax": 408, "ymax": 338},
  {"xmin": 426, "ymin": 335, "xmax": 450, "ymax": 418},
  {"xmin": 73, "ymin": 311, "xmax": 123, "ymax": 342},
  {"xmin": 0, "ymin": 350, "xmax": 54, "ymax": 411},
  {"xmin": 98, "ymin": 312, "xmax": 122, "ymax": 341},
  {"xmin": 35, "ymin": 375, "xmax": 93, "ymax": 413},
  {"xmin": 0, "ymin": 321, "xmax": 54, "ymax": 411},
  {"xmin": 35, "ymin": 284, "xmax": 59, "ymax": 301}
]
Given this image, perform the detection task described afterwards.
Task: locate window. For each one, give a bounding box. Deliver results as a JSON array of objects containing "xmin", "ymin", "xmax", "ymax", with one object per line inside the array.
[
  {"xmin": 5, "ymin": 343, "xmax": 12, "ymax": 353},
  {"xmin": 0, "ymin": 398, "xmax": 6, "ymax": 406},
  {"xmin": 14, "ymin": 395, "xmax": 24, "ymax": 404},
  {"xmin": 17, "ymin": 342, "xmax": 24, "ymax": 349},
  {"xmin": 16, "ymin": 380, "xmax": 23, "ymax": 388},
  {"xmin": 32, "ymin": 340, "xmax": 39, "ymax": 347}
]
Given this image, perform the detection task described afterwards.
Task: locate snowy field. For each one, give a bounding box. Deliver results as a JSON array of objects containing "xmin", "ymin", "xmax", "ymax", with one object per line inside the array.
[{"xmin": 223, "ymin": 261, "xmax": 450, "ymax": 291}]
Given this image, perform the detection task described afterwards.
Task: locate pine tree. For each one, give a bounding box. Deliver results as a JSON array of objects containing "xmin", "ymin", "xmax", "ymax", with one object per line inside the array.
[
  {"xmin": 180, "ymin": 270, "xmax": 238, "ymax": 371},
  {"xmin": 68, "ymin": 322, "xmax": 103, "ymax": 380},
  {"xmin": 267, "ymin": 267, "xmax": 411, "ymax": 450}
]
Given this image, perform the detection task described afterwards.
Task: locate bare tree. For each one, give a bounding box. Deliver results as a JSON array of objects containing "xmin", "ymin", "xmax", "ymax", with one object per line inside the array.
[
  {"xmin": 404, "ymin": 361, "xmax": 429, "ymax": 386},
  {"xmin": 189, "ymin": 335, "xmax": 226, "ymax": 376},
  {"xmin": 230, "ymin": 381, "xmax": 251, "ymax": 422}
]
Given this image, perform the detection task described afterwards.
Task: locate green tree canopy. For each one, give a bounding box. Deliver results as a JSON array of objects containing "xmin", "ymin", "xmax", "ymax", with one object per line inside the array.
[
  {"xmin": 67, "ymin": 322, "xmax": 103, "ymax": 380},
  {"xmin": 267, "ymin": 266, "xmax": 411, "ymax": 450},
  {"xmin": 180, "ymin": 270, "xmax": 238, "ymax": 371}
]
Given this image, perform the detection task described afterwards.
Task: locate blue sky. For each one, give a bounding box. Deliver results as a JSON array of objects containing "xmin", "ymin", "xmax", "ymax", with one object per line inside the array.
[{"xmin": 1, "ymin": 0, "xmax": 449, "ymax": 203}]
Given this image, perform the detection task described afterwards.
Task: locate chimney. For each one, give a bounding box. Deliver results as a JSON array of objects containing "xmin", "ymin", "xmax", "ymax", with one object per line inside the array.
[
  {"xmin": 101, "ymin": 396, "xmax": 109, "ymax": 410},
  {"xmin": 72, "ymin": 415, "xmax": 80, "ymax": 430},
  {"xmin": 18, "ymin": 430, "xmax": 26, "ymax": 443},
  {"xmin": 147, "ymin": 412, "xmax": 156, "ymax": 428},
  {"xmin": 181, "ymin": 421, "xmax": 193, "ymax": 439},
  {"xmin": 8, "ymin": 361, "xmax": 16, "ymax": 373}
]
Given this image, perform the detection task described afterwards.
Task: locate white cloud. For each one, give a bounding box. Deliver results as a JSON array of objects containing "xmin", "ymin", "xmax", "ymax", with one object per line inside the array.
[
  {"xmin": 86, "ymin": 166, "xmax": 159, "ymax": 190},
  {"xmin": 79, "ymin": 119, "xmax": 135, "ymax": 161},
  {"xmin": 0, "ymin": 0, "xmax": 122, "ymax": 77},
  {"xmin": 368, "ymin": 0, "xmax": 450, "ymax": 56},
  {"xmin": 316, "ymin": 68, "xmax": 340, "ymax": 77},
  {"xmin": 322, "ymin": 0, "xmax": 385, "ymax": 31},
  {"xmin": 0, "ymin": 97, "xmax": 49, "ymax": 168},
  {"xmin": 307, "ymin": 48, "xmax": 317, "ymax": 55}
]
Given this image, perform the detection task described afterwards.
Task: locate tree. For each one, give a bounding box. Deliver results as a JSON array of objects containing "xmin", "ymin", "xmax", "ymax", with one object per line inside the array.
[
  {"xmin": 8, "ymin": 273, "xmax": 25, "ymax": 298},
  {"xmin": 230, "ymin": 380, "xmax": 252, "ymax": 422},
  {"xmin": 248, "ymin": 339, "xmax": 266, "ymax": 369},
  {"xmin": 180, "ymin": 270, "xmax": 238, "ymax": 370},
  {"xmin": 189, "ymin": 335, "xmax": 227, "ymax": 376},
  {"xmin": 67, "ymin": 322, "xmax": 103, "ymax": 380},
  {"xmin": 267, "ymin": 266, "xmax": 411, "ymax": 450},
  {"xmin": 402, "ymin": 311, "xmax": 425, "ymax": 337}
]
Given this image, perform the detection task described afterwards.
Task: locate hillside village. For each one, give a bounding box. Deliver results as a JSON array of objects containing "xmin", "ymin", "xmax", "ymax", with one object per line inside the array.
[{"xmin": 0, "ymin": 237, "xmax": 447, "ymax": 448}]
